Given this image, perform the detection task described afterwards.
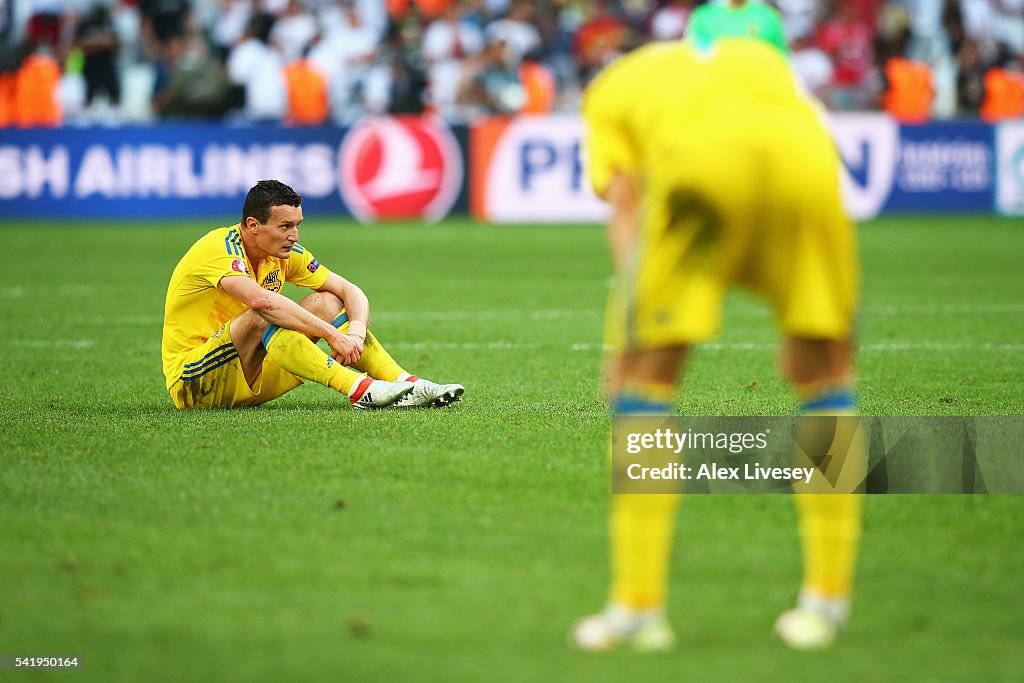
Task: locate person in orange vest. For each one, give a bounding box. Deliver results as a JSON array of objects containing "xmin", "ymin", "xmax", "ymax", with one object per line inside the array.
[
  {"xmin": 14, "ymin": 48, "xmax": 62, "ymax": 127},
  {"xmin": 0, "ymin": 71, "xmax": 15, "ymax": 127},
  {"xmin": 283, "ymin": 49, "xmax": 329, "ymax": 126},
  {"xmin": 518, "ymin": 50, "xmax": 555, "ymax": 114},
  {"xmin": 882, "ymin": 57, "xmax": 933, "ymax": 123},
  {"xmin": 387, "ymin": 0, "xmax": 453, "ymax": 22},
  {"xmin": 980, "ymin": 67, "xmax": 1024, "ymax": 122}
]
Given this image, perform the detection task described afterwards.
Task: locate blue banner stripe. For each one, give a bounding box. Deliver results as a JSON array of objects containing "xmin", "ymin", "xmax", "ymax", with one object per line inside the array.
[
  {"xmin": 801, "ymin": 391, "xmax": 856, "ymax": 413},
  {"xmin": 331, "ymin": 313, "xmax": 349, "ymax": 328},
  {"xmin": 183, "ymin": 342, "xmax": 234, "ymax": 368},
  {"xmin": 181, "ymin": 346, "xmax": 238, "ymax": 376},
  {"xmin": 180, "ymin": 352, "xmax": 239, "ymax": 381},
  {"xmin": 261, "ymin": 324, "xmax": 281, "ymax": 349},
  {"xmin": 291, "ymin": 244, "xmax": 305, "ymax": 254}
]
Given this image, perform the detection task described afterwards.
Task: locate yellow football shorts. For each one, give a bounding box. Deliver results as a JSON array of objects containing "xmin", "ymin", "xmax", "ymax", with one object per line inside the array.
[
  {"xmin": 605, "ymin": 102, "xmax": 859, "ymax": 350},
  {"xmin": 168, "ymin": 320, "xmax": 303, "ymax": 409}
]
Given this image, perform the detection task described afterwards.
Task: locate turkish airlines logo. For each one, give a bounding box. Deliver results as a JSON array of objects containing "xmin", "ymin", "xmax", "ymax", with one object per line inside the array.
[{"xmin": 339, "ymin": 117, "xmax": 463, "ymax": 222}]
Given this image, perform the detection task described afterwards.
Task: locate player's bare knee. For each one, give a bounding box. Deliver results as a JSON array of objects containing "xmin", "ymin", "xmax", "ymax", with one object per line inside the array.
[
  {"xmin": 783, "ymin": 337, "xmax": 854, "ymax": 387},
  {"xmin": 225, "ymin": 309, "xmax": 269, "ymax": 351},
  {"xmin": 299, "ymin": 291, "xmax": 343, "ymax": 322},
  {"xmin": 617, "ymin": 345, "xmax": 688, "ymax": 386}
]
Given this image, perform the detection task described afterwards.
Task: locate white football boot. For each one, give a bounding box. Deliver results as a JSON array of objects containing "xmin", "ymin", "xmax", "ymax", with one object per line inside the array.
[
  {"xmin": 774, "ymin": 591, "xmax": 848, "ymax": 650},
  {"xmin": 349, "ymin": 378, "xmax": 415, "ymax": 410},
  {"xmin": 570, "ymin": 604, "xmax": 676, "ymax": 652},
  {"xmin": 393, "ymin": 379, "xmax": 465, "ymax": 408}
]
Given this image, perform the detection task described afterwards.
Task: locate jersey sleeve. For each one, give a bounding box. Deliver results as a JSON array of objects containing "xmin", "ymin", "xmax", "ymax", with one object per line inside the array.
[
  {"xmin": 581, "ymin": 54, "xmax": 642, "ymax": 197},
  {"xmin": 189, "ymin": 235, "xmax": 254, "ymax": 290},
  {"xmin": 283, "ymin": 243, "xmax": 332, "ymax": 289}
]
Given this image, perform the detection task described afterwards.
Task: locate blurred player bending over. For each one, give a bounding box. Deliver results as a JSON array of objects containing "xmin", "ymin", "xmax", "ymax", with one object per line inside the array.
[
  {"xmin": 162, "ymin": 179, "xmax": 464, "ymax": 410},
  {"xmin": 571, "ymin": 39, "xmax": 866, "ymax": 651}
]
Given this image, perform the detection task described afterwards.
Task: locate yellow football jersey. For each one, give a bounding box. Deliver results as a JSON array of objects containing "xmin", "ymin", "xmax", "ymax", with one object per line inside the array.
[
  {"xmin": 161, "ymin": 225, "xmax": 332, "ymax": 388},
  {"xmin": 582, "ymin": 38, "xmax": 810, "ymax": 197},
  {"xmin": 584, "ymin": 38, "xmax": 857, "ymax": 346}
]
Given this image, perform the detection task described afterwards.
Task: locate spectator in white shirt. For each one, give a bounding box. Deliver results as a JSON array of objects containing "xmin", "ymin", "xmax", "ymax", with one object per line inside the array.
[
  {"xmin": 271, "ymin": 0, "xmax": 318, "ymax": 62},
  {"xmin": 422, "ymin": 2, "xmax": 484, "ymax": 115},
  {"xmin": 649, "ymin": 0, "xmax": 693, "ymax": 41},
  {"xmin": 485, "ymin": 0, "xmax": 540, "ymax": 64},
  {"xmin": 227, "ymin": 13, "xmax": 286, "ymax": 121}
]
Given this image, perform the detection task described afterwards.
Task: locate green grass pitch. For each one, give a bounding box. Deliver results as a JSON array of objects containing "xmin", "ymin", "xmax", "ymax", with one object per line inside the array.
[{"xmin": 1, "ymin": 215, "xmax": 1022, "ymax": 682}]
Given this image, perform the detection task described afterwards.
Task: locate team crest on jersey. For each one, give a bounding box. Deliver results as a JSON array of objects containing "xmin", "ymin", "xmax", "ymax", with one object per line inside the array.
[
  {"xmin": 307, "ymin": 258, "xmax": 320, "ymax": 273},
  {"xmin": 231, "ymin": 259, "xmax": 248, "ymax": 274},
  {"xmin": 261, "ymin": 270, "xmax": 282, "ymax": 292}
]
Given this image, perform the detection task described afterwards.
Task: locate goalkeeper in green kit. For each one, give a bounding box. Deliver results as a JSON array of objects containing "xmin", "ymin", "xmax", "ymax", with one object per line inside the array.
[{"xmin": 687, "ymin": 0, "xmax": 788, "ymax": 54}]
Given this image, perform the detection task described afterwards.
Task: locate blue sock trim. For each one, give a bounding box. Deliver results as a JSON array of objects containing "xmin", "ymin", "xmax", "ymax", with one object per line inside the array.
[
  {"xmin": 331, "ymin": 312, "xmax": 349, "ymax": 329},
  {"xmin": 801, "ymin": 389, "xmax": 856, "ymax": 414},
  {"xmin": 613, "ymin": 394, "xmax": 672, "ymax": 416},
  {"xmin": 261, "ymin": 324, "xmax": 281, "ymax": 350}
]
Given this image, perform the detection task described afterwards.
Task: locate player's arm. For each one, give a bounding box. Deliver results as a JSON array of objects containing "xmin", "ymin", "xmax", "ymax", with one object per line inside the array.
[
  {"xmin": 582, "ymin": 56, "xmax": 642, "ymax": 272},
  {"xmin": 603, "ymin": 170, "xmax": 641, "ymax": 272},
  {"xmin": 585, "ymin": 70, "xmax": 638, "ymax": 270},
  {"xmin": 219, "ymin": 275, "xmax": 361, "ymax": 364},
  {"xmin": 315, "ymin": 272, "xmax": 370, "ymax": 346}
]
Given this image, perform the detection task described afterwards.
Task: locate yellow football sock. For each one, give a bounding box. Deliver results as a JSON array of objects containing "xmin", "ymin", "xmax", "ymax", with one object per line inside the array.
[
  {"xmin": 610, "ymin": 492, "xmax": 682, "ymax": 609},
  {"xmin": 351, "ymin": 330, "xmax": 407, "ymax": 382},
  {"xmin": 608, "ymin": 381, "xmax": 679, "ymax": 610},
  {"xmin": 262, "ymin": 325, "xmax": 364, "ymax": 395},
  {"xmin": 793, "ymin": 384, "xmax": 866, "ymax": 599},
  {"xmin": 795, "ymin": 493, "xmax": 862, "ymax": 598},
  {"xmin": 329, "ymin": 312, "xmax": 408, "ymax": 382}
]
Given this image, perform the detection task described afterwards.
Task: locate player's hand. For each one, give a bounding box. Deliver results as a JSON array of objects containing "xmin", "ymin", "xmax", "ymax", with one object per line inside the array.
[
  {"xmin": 344, "ymin": 333, "xmax": 364, "ymax": 363},
  {"xmin": 329, "ymin": 332, "xmax": 363, "ymax": 366}
]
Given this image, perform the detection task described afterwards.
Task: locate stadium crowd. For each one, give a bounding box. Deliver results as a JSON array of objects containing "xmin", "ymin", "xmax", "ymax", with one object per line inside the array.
[{"xmin": 1, "ymin": 0, "xmax": 1023, "ymax": 126}]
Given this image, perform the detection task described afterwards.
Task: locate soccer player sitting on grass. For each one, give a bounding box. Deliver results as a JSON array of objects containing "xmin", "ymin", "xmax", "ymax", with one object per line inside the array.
[
  {"xmin": 570, "ymin": 38, "xmax": 866, "ymax": 652},
  {"xmin": 161, "ymin": 179, "xmax": 464, "ymax": 410}
]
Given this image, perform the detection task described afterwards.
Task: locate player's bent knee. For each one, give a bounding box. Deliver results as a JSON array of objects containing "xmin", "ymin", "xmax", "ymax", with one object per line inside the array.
[
  {"xmin": 226, "ymin": 309, "xmax": 269, "ymax": 351},
  {"xmin": 783, "ymin": 337, "xmax": 854, "ymax": 386},
  {"xmin": 299, "ymin": 291, "xmax": 343, "ymax": 321}
]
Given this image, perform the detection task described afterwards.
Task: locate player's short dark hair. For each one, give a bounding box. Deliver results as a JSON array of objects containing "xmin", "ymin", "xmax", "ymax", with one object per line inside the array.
[{"xmin": 242, "ymin": 180, "xmax": 302, "ymax": 226}]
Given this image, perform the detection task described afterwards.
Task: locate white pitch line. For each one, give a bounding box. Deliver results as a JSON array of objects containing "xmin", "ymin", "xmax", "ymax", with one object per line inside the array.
[
  {"xmin": 2, "ymin": 338, "xmax": 1018, "ymax": 355},
  {"xmin": 0, "ymin": 286, "xmax": 25, "ymax": 299},
  {"xmin": 5, "ymin": 303, "xmax": 1021, "ymax": 323},
  {"xmin": 374, "ymin": 309, "xmax": 602, "ymax": 321},
  {"xmin": 392, "ymin": 341, "xmax": 1024, "ymax": 352},
  {"xmin": 863, "ymin": 341, "xmax": 1024, "ymax": 351},
  {"xmin": 64, "ymin": 315, "xmax": 163, "ymax": 325},
  {"xmin": 388, "ymin": 341, "xmax": 541, "ymax": 351},
  {"xmin": 376, "ymin": 303, "xmax": 1024, "ymax": 322},
  {"xmin": 6, "ymin": 339, "xmax": 95, "ymax": 349},
  {"xmin": 865, "ymin": 303, "xmax": 1024, "ymax": 316}
]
